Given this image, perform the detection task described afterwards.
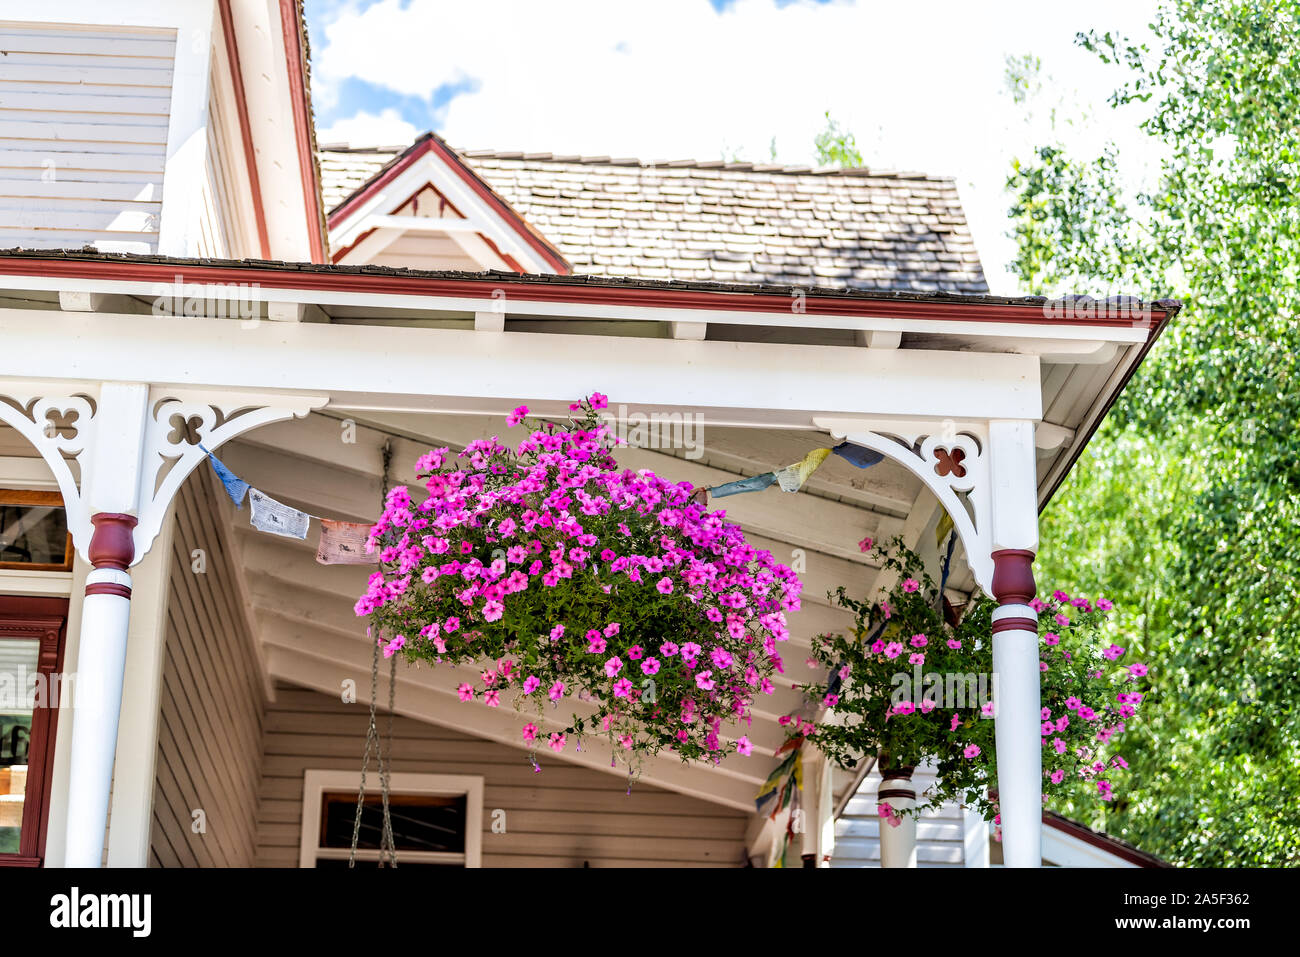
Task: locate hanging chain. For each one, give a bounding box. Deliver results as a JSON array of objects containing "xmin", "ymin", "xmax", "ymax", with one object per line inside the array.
[{"xmin": 349, "ymin": 438, "xmax": 398, "ymax": 867}]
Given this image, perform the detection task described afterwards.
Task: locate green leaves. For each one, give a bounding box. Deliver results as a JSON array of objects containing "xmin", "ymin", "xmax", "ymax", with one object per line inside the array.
[{"xmin": 1009, "ymin": 0, "xmax": 1300, "ymax": 865}]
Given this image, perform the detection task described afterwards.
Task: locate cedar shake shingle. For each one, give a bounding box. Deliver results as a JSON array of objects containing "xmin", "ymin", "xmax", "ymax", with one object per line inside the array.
[{"xmin": 318, "ymin": 144, "xmax": 988, "ymax": 294}]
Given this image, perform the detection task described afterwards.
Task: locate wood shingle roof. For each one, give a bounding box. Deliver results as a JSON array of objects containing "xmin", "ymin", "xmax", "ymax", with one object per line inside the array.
[{"xmin": 319, "ymin": 140, "xmax": 988, "ymax": 294}]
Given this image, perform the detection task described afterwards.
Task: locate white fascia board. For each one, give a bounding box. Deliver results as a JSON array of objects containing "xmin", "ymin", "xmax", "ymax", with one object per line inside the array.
[
  {"xmin": 5, "ymin": 270, "xmax": 1147, "ymax": 349},
  {"xmin": 0, "ymin": 308, "xmax": 1043, "ymax": 425}
]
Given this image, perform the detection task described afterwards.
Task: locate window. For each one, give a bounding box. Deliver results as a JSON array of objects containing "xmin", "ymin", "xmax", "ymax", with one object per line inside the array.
[
  {"xmin": 0, "ymin": 596, "xmax": 67, "ymax": 867},
  {"xmin": 0, "ymin": 491, "xmax": 74, "ymax": 572},
  {"xmin": 299, "ymin": 771, "xmax": 483, "ymax": 868}
]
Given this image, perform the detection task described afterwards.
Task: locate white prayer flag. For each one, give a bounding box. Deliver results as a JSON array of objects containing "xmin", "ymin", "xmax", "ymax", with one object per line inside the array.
[{"xmin": 248, "ymin": 488, "xmax": 310, "ymax": 540}]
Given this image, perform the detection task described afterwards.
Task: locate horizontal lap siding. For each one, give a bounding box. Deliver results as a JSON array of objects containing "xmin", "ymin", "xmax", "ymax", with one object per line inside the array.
[
  {"xmin": 150, "ymin": 473, "xmax": 265, "ymax": 867},
  {"xmin": 258, "ymin": 682, "xmax": 749, "ymax": 868},
  {"xmin": 0, "ymin": 23, "xmax": 174, "ymax": 252}
]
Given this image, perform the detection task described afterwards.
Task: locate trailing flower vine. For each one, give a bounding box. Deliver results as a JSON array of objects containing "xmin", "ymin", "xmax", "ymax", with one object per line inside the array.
[
  {"xmin": 355, "ymin": 393, "xmax": 803, "ymax": 775},
  {"xmin": 801, "ymin": 537, "xmax": 1151, "ymax": 821}
]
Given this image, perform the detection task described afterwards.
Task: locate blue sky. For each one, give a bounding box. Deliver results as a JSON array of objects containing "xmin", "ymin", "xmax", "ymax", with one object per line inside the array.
[{"xmin": 303, "ymin": 0, "xmax": 1161, "ymax": 292}]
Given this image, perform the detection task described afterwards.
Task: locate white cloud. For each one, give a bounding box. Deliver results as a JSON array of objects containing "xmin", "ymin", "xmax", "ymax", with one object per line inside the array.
[
  {"xmin": 317, "ymin": 107, "xmax": 421, "ymax": 148},
  {"xmin": 309, "ymin": 0, "xmax": 1163, "ymax": 292}
]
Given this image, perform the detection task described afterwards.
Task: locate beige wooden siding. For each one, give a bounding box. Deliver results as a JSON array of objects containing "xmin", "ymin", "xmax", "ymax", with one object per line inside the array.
[
  {"xmin": 258, "ymin": 682, "xmax": 749, "ymax": 867},
  {"xmin": 150, "ymin": 471, "xmax": 265, "ymax": 867},
  {"xmin": 0, "ymin": 21, "xmax": 174, "ymax": 252}
]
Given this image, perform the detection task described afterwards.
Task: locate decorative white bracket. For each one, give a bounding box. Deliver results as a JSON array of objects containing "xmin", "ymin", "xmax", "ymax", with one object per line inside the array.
[
  {"xmin": 0, "ymin": 379, "xmax": 327, "ymax": 564},
  {"xmin": 814, "ymin": 415, "xmax": 995, "ymax": 593}
]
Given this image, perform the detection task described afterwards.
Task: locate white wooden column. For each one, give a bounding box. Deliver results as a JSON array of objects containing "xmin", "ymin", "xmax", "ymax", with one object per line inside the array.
[
  {"xmin": 63, "ymin": 383, "xmax": 150, "ymax": 867},
  {"xmin": 106, "ymin": 506, "xmax": 176, "ymax": 866},
  {"xmin": 877, "ymin": 766, "xmax": 918, "ymax": 867},
  {"xmin": 987, "ymin": 419, "xmax": 1042, "ymax": 867}
]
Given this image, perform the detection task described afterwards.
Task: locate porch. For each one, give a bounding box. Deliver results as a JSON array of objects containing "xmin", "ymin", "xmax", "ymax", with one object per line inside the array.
[{"xmin": 0, "ymin": 249, "xmax": 1175, "ymax": 866}]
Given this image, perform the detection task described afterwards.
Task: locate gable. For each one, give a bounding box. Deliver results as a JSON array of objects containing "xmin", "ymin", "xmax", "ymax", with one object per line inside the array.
[{"xmin": 325, "ymin": 134, "xmax": 569, "ymax": 274}]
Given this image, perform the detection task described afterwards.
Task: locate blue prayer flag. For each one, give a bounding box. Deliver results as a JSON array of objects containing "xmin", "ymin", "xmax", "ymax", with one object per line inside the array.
[{"xmin": 200, "ymin": 444, "xmax": 250, "ymax": 508}]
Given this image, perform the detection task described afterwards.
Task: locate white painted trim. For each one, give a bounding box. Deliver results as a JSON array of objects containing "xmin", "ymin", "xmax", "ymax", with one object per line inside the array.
[
  {"xmin": 0, "ymin": 271, "xmax": 1150, "ymax": 346},
  {"xmin": 962, "ymin": 808, "xmax": 991, "ymax": 867},
  {"xmin": 38, "ymin": 557, "xmax": 88, "ymax": 867},
  {"xmin": 1042, "ymin": 824, "xmax": 1140, "ymax": 868},
  {"xmin": 0, "ymin": 456, "xmax": 58, "ymax": 491},
  {"xmin": 992, "ymin": 604, "xmax": 1039, "ymax": 624},
  {"xmin": 156, "ymin": 2, "xmax": 215, "ymax": 256},
  {"xmin": 0, "ymin": 569, "xmax": 73, "ymax": 598},
  {"xmin": 298, "ymin": 769, "xmax": 484, "ymax": 868},
  {"xmin": 0, "ymin": 310, "xmax": 1044, "ymax": 426},
  {"xmin": 105, "ymin": 504, "xmax": 175, "ymax": 866},
  {"xmin": 327, "ymin": 153, "xmax": 557, "ymax": 274}
]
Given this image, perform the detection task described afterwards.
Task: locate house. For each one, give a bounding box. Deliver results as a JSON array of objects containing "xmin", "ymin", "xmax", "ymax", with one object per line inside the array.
[{"xmin": 0, "ymin": 1, "xmax": 1173, "ymax": 868}]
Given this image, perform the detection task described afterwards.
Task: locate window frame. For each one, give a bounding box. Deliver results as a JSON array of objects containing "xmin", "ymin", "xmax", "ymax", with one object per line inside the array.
[
  {"xmin": 0, "ymin": 489, "xmax": 74, "ymax": 572},
  {"xmin": 0, "ymin": 595, "xmax": 67, "ymax": 868},
  {"xmin": 298, "ymin": 769, "xmax": 484, "ymax": 868}
]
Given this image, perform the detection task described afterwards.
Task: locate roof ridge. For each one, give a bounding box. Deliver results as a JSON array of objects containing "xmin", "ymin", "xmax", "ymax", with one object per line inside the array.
[{"xmin": 319, "ymin": 140, "xmax": 954, "ymax": 181}]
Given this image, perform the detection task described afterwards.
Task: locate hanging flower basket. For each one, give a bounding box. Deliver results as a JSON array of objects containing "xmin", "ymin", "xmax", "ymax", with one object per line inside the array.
[
  {"xmin": 356, "ymin": 394, "xmax": 803, "ymax": 771},
  {"xmin": 801, "ymin": 538, "xmax": 1151, "ymax": 821}
]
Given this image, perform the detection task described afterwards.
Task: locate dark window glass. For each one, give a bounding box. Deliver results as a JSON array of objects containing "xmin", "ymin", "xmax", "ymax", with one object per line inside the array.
[
  {"xmin": 0, "ymin": 495, "xmax": 71, "ymax": 570},
  {"xmin": 0, "ymin": 638, "xmax": 38, "ymax": 854},
  {"xmin": 320, "ymin": 791, "xmax": 466, "ymax": 854}
]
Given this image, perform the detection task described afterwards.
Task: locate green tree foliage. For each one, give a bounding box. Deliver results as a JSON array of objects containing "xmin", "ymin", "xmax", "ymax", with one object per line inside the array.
[
  {"xmin": 1007, "ymin": 0, "xmax": 1300, "ymax": 865},
  {"xmin": 813, "ymin": 110, "xmax": 864, "ymax": 168}
]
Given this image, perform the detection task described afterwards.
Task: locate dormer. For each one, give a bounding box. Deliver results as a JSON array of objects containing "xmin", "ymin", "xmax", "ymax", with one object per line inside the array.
[{"xmin": 326, "ymin": 133, "xmax": 569, "ymax": 273}]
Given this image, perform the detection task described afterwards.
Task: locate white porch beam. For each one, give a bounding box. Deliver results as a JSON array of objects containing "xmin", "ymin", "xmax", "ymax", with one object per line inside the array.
[{"xmin": 0, "ymin": 309, "xmax": 1042, "ymax": 426}]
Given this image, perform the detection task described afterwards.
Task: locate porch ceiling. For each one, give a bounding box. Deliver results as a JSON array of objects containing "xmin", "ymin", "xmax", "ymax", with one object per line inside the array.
[
  {"xmin": 0, "ymin": 250, "xmax": 1178, "ymax": 812},
  {"xmin": 210, "ymin": 409, "xmax": 950, "ymax": 811}
]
